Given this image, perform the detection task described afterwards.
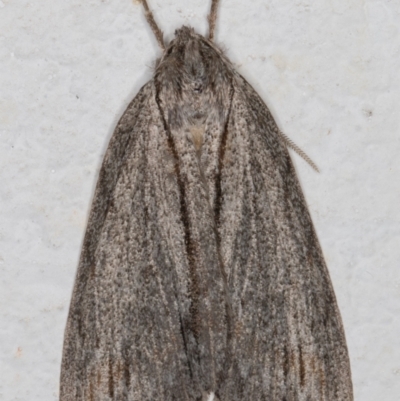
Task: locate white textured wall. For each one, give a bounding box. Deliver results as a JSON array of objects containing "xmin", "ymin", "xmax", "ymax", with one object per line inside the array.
[{"xmin": 1, "ymin": 0, "xmax": 399, "ymax": 399}]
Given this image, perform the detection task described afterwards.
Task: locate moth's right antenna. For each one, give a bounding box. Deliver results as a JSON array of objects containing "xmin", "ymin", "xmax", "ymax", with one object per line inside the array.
[
  {"xmin": 279, "ymin": 130, "xmax": 320, "ymax": 172},
  {"xmin": 141, "ymin": 0, "xmax": 165, "ymax": 50},
  {"xmin": 208, "ymin": 0, "xmax": 220, "ymax": 41}
]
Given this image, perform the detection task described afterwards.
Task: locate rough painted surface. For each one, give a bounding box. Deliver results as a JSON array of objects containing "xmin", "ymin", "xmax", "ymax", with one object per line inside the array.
[{"xmin": 0, "ymin": 1, "xmax": 399, "ymax": 400}]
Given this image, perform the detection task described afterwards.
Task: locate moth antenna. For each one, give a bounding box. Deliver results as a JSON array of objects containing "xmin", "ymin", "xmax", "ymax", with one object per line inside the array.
[
  {"xmin": 141, "ymin": 0, "xmax": 165, "ymax": 50},
  {"xmin": 279, "ymin": 130, "xmax": 320, "ymax": 172},
  {"xmin": 208, "ymin": 0, "xmax": 220, "ymax": 41}
]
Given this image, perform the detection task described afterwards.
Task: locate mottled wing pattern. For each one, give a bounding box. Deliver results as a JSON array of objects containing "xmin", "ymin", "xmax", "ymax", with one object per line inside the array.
[
  {"xmin": 216, "ymin": 72, "xmax": 353, "ymax": 400},
  {"xmin": 60, "ymin": 82, "xmax": 198, "ymax": 401}
]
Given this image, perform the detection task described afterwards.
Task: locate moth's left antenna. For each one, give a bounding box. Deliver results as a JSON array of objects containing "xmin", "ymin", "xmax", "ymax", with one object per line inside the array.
[
  {"xmin": 141, "ymin": 0, "xmax": 165, "ymax": 50},
  {"xmin": 208, "ymin": 0, "xmax": 220, "ymax": 41}
]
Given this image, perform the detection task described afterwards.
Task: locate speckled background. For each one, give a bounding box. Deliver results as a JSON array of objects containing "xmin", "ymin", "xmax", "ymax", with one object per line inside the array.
[{"xmin": 1, "ymin": 0, "xmax": 399, "ymax": 400}]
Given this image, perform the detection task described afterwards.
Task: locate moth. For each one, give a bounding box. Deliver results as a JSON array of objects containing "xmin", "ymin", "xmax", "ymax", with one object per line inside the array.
[{"xmin": 60, "ymin": 1, "xmax": 353, "ymax": 400}]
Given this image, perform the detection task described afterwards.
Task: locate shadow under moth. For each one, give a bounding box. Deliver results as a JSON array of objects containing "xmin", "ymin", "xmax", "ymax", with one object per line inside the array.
[{"xmin": 60, "ymin": 0, "xmax": 353, "ymax": 400}]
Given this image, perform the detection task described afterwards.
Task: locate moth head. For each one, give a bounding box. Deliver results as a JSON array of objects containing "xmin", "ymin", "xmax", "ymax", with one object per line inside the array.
[
  {"xmin": 154, "ymin": 25, "xmax": 232, "ymax": 130},
  {"xmin": 156, "ymin": 26, "xmax": 218, "ymax": 95}
]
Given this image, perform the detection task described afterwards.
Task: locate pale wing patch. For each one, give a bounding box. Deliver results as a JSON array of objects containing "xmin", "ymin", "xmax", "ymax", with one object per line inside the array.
[{"xmin": 189, "ymin": 124, "xmax": 205, "ymax": 151}]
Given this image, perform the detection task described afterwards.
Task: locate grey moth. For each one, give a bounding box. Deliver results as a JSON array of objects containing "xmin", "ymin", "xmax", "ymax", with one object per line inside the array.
[{"xmin": 60, "ymin": 1, "xmax": 353, "ymax": 400}]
